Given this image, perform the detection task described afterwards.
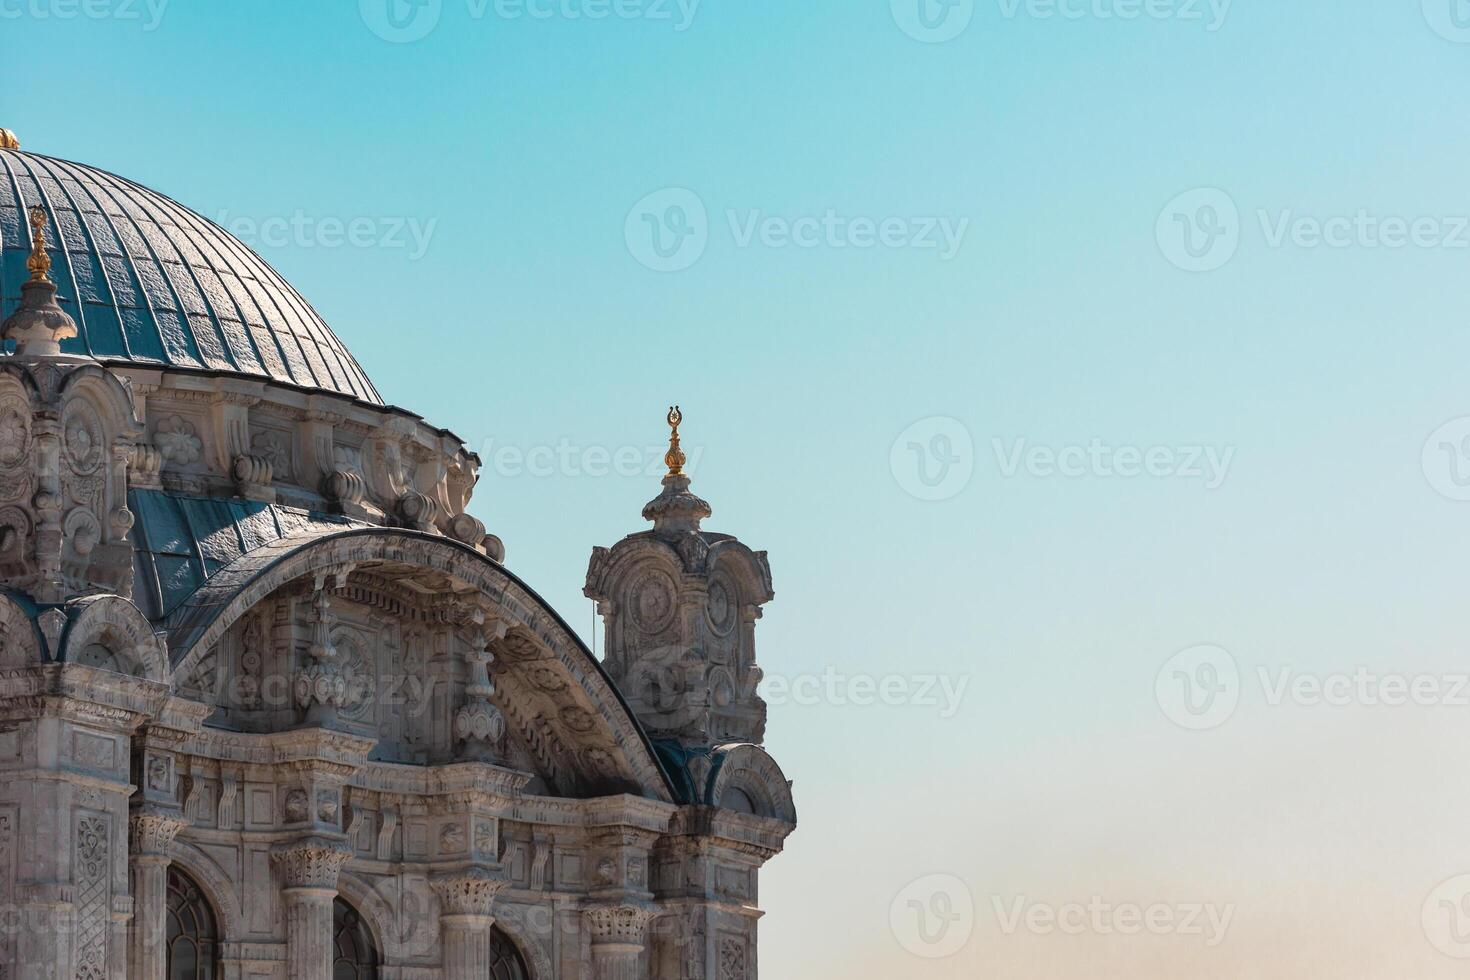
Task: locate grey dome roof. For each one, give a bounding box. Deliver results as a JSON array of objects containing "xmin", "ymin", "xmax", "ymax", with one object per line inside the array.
[{"xmin": 0, "ymin": 147, "xmax": 382, "ymax": 404}]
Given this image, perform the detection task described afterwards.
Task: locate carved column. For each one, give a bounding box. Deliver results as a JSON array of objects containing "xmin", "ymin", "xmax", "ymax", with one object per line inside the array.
[
  {"xmin": 584, "ymin": 904, "xmax": 657, "ymax": 980},
  {"xmin": 431, "ymin": 866, "xmax": 508, "ymax": 980},
  {"xmin": 128, "ymin": 807, "xmax": 187, "ymax": 979},
  {"xmin": 270, "ymin": 837, "xmax": 353, "ymax": 980}
]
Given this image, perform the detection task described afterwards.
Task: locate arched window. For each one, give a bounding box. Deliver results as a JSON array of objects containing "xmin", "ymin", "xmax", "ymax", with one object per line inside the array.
[
  {"xmin": 166, "ymin": 867, "xmax": 219, "ymax": 980},
  {"xmin": 333, "ymin": 897, "xmax": 380, "ymax": 980},
  {"xmin": 488, "ymin": 927, "xmax": 530, "ymax": 980}
]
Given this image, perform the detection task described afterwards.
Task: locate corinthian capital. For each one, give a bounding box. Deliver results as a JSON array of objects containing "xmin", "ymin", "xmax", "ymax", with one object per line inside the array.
[
  {"xmin": 583, "ymin": 903, "xmax": 658, "ymax": 948},
  {"xmin": 270, "ymin": 836, "xmax": 354, "ymax": 890},
  {"xmin": 129, "ymin": 807, "xmax": 187, "ymax": 857},
  {"xmin": 430, "ymin": 864, "xmax": 509, "ymax": 918}
]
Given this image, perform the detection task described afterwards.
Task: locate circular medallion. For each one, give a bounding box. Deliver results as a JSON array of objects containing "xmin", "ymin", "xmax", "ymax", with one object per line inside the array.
[
  {"xmin": 0, "ymin": 397, "xmax": 30, "ymax": 468},
  {"xmin": 707, "ymin": 576, "xmax": 736, "ymax": 636},
  {"xmin": 630, "ymin": 569, "xmax": 677, "ymax": 634},
  {"xmin": 62, "ymin": 401, "xmax": 103, "ymax": 475}
]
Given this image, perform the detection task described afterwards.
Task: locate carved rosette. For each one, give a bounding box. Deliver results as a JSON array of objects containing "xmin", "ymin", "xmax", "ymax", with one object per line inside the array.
[
  {"xmin": 128, "ymin": 808, "xmax": 187, "ymax": 858},
  {"xmin": 270, "ymin": 836, "xmax": 354, "ymax": 891},
  {"xmin": 430, "ymin": 865, "xmax": 509, "ymax": 919}
]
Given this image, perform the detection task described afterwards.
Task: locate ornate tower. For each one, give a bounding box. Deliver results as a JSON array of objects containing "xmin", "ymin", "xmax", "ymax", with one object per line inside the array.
[{"xmin": 585, "ymin": 408, "xmax": 774, "ymax": 746}]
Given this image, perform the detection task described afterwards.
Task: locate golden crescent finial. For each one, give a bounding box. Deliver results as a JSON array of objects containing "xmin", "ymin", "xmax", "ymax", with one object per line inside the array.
[
  {"xmin": 0, "ymin": 130, "xmax": 19, "ymax": 150},
  {"xmin": 664, "ymin": 405, "xmax": 686, "ymax": 477},
  {"xmin": 26, "ymin": 205, "xmax": 51, "ymax": 283}
]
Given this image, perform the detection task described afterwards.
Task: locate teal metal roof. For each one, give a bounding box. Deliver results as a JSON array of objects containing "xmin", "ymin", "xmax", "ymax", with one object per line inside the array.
[
  {"xmin": 0, "ymin": 148, "xmax": 382, "ymax": 404},
  {"xmin": 129, "ymin": 490, "xmax": 357, "ymax": 620}
]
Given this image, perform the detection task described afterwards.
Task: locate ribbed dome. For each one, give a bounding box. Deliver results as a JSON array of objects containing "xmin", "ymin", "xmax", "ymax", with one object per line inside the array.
[{"xmin": 0, "ymin": 148, "xmax": 382, "ymax": 404}]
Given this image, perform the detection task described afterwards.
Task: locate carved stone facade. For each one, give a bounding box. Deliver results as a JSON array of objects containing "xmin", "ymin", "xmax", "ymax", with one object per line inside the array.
[{"xmin": 0, "ymin": 147, "xmax": 794, "ymax": 979}]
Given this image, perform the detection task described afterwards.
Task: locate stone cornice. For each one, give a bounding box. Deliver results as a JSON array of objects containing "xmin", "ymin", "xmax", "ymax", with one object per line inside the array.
[{"xmin": 180, "ymin": 727, "xmax": 377, "ymax": 776}]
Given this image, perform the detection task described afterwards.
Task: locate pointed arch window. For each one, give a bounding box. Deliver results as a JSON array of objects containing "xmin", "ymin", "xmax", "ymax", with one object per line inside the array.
[
  {"xmin": 333, "ymin": 897, "xmax": 380, "ymax": 980},
  {"xmin": 166, "ymin": 867, "xmax": 219, "ymax": 980}
]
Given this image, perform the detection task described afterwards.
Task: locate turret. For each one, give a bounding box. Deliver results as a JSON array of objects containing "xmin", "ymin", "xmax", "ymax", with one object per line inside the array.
[{"xmin": 585, "ymin": 408, "xmax": 774, "ymax": 747}]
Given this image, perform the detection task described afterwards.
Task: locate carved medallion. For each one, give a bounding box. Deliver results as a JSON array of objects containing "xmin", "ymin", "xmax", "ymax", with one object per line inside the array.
[
  {"xmin": 62, "ymin": 400, "xmax": 103, "ymax": 475},
  {"xmin": 708, "ymin": 576, "xmax": 736, "ymax": 636},
  {"xmin": 630, "ymin": 570, "xmax": 677, "ymax": 634}
]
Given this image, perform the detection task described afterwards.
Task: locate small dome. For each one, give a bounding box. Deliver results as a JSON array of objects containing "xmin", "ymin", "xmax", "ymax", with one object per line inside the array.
[{"xmin": 0, "ymin": 147, "xmax": 382, "ymax": 404}]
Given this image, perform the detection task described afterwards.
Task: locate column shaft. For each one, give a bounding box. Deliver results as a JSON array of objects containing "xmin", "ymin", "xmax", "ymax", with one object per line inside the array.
[{"xmin": 282, "ymin": 888, "xmax": 335, "ymax": 980}]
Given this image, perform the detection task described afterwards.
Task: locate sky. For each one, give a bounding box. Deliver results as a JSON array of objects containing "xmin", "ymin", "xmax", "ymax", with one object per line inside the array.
[{"xmin": 9, "ymin": 0, "xmax": 1470, "ymax": 975}]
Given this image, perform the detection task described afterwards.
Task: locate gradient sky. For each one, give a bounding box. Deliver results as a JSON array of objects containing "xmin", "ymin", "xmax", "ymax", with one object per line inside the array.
[{"xmin": 9, "ymin": 0, "xmax": 1470, "ymax": 976}]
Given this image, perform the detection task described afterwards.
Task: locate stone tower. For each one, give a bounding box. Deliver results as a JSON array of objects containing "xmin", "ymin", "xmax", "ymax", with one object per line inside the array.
[{"xmin": 585, "ymin": 408, "xmax": 774, "ymax": 747}]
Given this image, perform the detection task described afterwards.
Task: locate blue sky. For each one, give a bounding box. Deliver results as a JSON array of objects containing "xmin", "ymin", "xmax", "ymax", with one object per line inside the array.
[{"xmin": 11, "ymin": 0, "xmax": 1470, "ymax": 975}]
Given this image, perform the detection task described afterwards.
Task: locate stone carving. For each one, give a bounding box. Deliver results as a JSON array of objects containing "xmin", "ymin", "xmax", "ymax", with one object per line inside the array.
[
  {"xmin": 439, "ymin": 822, "xmax": 466, "ymax": 853},
  {"xmin": 719, "ymin": 935, "xmax": 747, "ymax": 980},
  {"xmin": 154, "ymin": 415, "xmax": 202, "ymax": 465},
  {"xmin": 430, "ymin": 865, "xmax": 508, "ymax": 917},
  {"xmin": 583, "ymin": 903, "xmax": 657, "ymax": 946},
  {"xmin": 127, "ymin": 443, "xmax": 163, "ymax": 487},
  {"xmin": 145, "ymin": 754, "xmax": 171, "ymax": 793},
  {"xmin": 453, "ymin": 629, "xmax": 507, "ymax": 761},
  {"xmin": 250, "ymin": 429, "xmax": 293, "ymax": 480},
  {"xmin": 284, "ymin": 788, "xmax": 310, "ymax": 823},
  {"xmin": 317, "ymin": 791, "xmax": 339, "ymax": 824},
  {"xmin": 128, "ymin": 808, "xmax": 186, "ymax": 856},
  {"xmin": 294, "ymin": 589, "xmax": 349, "ymax": 724},
  {"xmin": 397, "ymin": 489, "xmax": 439, "ymax": 532},
  {"xmin": 74, "ymin": 816, "xmax": 109, "ymax": 980},
  {"xmin": 270, "ymin": 837, "xmax": 353, "ymax": 890}
]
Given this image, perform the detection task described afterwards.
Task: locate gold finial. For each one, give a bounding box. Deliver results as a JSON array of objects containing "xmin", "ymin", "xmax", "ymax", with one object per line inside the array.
[
  {"xmin": 26, "ymin": 206, "xmax": 51, "ymax": 283},
  {"xmin": 0, "ymin": 130, "xmax": 18, "ymax": 150},
  {"xmin": 664, "ymin": 405, "xmax": 686, "ymax": 477}
]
